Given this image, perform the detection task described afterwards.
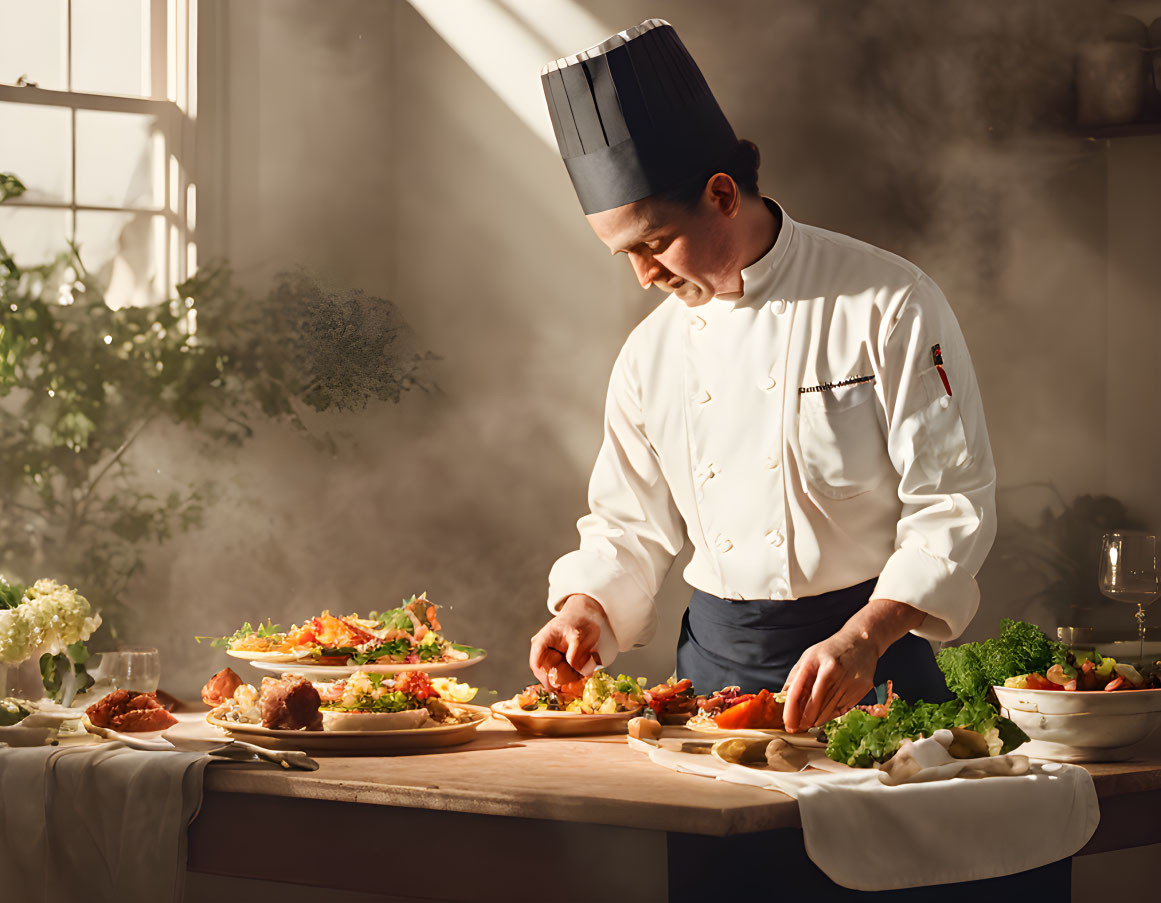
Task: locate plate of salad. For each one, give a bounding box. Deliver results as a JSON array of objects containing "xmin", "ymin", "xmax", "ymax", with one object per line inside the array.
[
  {"xmin": 202, "ymin": 593, "xmax": 486, "ymax": 676},
  {"xmin": 491, "ymin": 670, "xmax": 645, "ymax": 736}
]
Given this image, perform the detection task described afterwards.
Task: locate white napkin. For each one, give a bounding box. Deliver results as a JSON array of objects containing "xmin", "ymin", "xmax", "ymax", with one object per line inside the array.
[
  {"xmin": 0, "ymin": 744, "xmax": 211, "ymax": 903},
  {"xmin": 645, "ymin": 738, "xmax": 1100, "ymax": 891}
]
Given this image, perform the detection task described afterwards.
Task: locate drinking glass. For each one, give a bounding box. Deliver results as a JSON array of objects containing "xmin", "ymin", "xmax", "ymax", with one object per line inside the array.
[
  {"xmin": 99, "ymin": 646, "xmax": 161, "ymax": 693},
  {"xmin": 1099, "ymin": 531, "xmax": 1160, "ymax": 662}
]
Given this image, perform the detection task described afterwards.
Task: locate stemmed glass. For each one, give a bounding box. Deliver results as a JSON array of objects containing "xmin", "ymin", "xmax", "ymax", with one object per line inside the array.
[{"xmin": 1099, "ymin": 531, "xmax": 1160, "ymax": 663}]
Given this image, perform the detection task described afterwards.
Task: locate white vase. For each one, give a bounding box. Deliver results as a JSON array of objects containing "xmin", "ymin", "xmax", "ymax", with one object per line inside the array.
[{"xmin": 0, "ymin": 657, "xmax": 47, "ymax": 701}]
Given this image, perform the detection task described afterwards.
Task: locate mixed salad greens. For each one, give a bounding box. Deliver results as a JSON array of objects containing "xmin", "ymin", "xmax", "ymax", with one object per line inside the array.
[
  {"xmin": 319, "ymin": 670, "xmax": 478, "ymax": 725},
  {"xmin": 199, "ymin": 593, "xmax": 485, "ymax": 666},
  {"xmin": 823, "ymin": 692, "xmax": 1028, "ymax": 768},
  {"xmin": 936, "ymin": 617, "xmax": 1160, "ymax": 696},
  {"xmin": 516, "ymin": 670, "xmax": 646, "ymax": 714}
]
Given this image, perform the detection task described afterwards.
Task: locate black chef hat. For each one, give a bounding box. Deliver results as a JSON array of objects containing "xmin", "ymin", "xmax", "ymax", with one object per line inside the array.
[{"xmin": 541, "ymin": 19, "xmax": 738, "ymax": 215}]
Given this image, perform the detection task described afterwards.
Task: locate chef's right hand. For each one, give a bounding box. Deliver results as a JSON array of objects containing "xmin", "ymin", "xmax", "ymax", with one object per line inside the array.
[{"xmin": 529, "ymin": 594, "xmax": 605, "ymax": 690}]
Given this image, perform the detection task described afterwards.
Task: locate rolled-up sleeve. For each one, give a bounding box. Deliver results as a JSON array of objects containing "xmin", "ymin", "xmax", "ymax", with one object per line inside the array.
[
  {"xmin": 547, "ymin": 341, "xmax": 685, "ymax": 666},
  {"xmin": 870, "ymin": 275, "xmax": 997, "ymax": 642}
]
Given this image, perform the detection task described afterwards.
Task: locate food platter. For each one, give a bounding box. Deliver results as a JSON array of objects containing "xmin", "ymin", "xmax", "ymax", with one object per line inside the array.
[
  {"xmin": 684, "ymin": 719, "xmax": 825, "ymax": 748},
  {"xmin": 244, "ymin": 652, "xmax": 486, "ymax": 679},
  {"xmin": 490, "ymin": 699, "xmax": 642, "ymax": 736},
  {"xmin": 206, "ymin": 703, "xmax": 492, "ymax": 752}
]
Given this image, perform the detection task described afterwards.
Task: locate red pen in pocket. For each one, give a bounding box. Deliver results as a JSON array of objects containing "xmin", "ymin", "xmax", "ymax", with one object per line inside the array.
[{"xmin": 931, "ymin": 344, "xmax": 952, "ymax": 396}]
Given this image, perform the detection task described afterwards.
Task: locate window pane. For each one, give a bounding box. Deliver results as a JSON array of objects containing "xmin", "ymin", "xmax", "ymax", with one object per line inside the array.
[
  {"xmin": 0, "ymin": 1, "xmax": 67, "ymax": 91},
  {"xmin": 71, "ymin": 0, "xmax": 151, "ymax": 98},
  {"xmin": 0, "ymin": 207, "xmax": 70, "ymax": 267},
  {"xmin": 75, "ymin": 211, "xmax": 165, "ymax": 308},
  {"xmin": 0, "ymin": 102, "xmax": 71, "ymax": 203},
  {"xmin": 75, "ymin": 110, "xmax": 164, "ymax": 209}
]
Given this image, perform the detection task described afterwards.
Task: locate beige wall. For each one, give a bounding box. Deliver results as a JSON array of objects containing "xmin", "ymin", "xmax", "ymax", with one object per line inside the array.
[{"xmin": 128, "ymin": 0, "xmax": 1160, "ymax": 699}]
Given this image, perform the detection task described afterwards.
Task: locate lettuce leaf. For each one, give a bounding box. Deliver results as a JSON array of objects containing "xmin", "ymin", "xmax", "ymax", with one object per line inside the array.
[{"xmin": 823, "ymin": 696, "xmax": 1027, "ymax": 768}]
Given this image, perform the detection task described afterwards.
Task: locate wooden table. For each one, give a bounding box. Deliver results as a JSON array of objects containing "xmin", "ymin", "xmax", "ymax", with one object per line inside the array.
[{"xmin": 185, "ymin": 721, "xmax": 1161, "ymax": 902}]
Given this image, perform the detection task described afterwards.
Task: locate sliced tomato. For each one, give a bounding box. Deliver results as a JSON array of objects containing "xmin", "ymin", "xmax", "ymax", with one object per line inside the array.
[
  {"xmin": 713, "ymin": 689, "xmax": 784, "ymax": 729},
  {"xmin": 1023, "ymin": 673, "xmax": 1063, "ymax": 691},
  {"xmin": 1104, "ymin": 676, "xmax": 1126, "ymax": 692}
]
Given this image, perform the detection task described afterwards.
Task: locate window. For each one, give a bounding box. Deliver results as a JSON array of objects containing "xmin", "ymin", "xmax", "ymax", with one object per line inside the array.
[{"xmin": 0, "ymin": 0, "xmax": 197, "ymax": 308}]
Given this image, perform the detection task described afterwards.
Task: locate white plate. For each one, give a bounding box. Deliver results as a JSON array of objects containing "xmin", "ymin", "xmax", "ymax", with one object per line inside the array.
[
  {"xmin": 206, "ymin": 704, "xmax": 490, "ymax": 752},
  {"xmin": 490, "ymin": 699, "xmax": 643, "ymax": 736},
  {"xmin": 225, "ymin": 649, "xmax": 312, "ymax": 664},
  {"xmin": 246, "ymin": 652, "xmax": 486, "ymax": 679}
]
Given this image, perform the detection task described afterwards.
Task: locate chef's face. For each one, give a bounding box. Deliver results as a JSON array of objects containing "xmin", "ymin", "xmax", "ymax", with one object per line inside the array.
[{"xmin": 585, "ymin": 174, "xmax": 744, "ymax": 307}]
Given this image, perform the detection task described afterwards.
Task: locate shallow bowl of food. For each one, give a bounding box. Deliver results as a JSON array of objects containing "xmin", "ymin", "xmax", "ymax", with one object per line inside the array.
[
  {"xmin": 490, "ymin": 700, "xmax": 642, "ymax": 736},
  {"xmin": 993, "ymin": 685, "xmax": 1161, "ymax": 716}
]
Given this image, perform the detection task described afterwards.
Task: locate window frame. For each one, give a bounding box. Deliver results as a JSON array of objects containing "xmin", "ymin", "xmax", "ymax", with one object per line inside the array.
[{"xmin": 0, "ymin": 0, "xmax": 198, "ymax": 303}]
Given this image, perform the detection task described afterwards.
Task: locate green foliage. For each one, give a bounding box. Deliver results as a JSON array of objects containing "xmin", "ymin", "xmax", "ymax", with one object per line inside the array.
[
  {"xmin": 823, "ymin": 695, "xmax": 1028, "ymax": 768},
  {"xmin": 0, "ymin": 171, "xmax": 435, "ymax": 629},
  {"xmin": 936, "ymin": 618, "xmax": 1067, "ymax": 698},
  {"xmin": 0, "ymin": 576, "xmax": 25, "ymax": 610},
  {"xmin": 38, "ymin": 641, "xmax": 95, "ymax": 705},
  {"xmin": 196, "ymin": 619, "xmax": 282, "ymax": 649}
]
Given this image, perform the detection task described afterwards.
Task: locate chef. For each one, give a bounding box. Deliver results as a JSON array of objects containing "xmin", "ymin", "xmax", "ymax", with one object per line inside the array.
[{"xmin": 529, "ymin": 19, "xmax": 996, "ymax": 732}]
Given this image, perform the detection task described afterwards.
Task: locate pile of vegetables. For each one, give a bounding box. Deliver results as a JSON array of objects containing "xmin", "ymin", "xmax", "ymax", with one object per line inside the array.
[
  {"xmin": 822, "ymin": 617, "xmax": 1160, "ymax": 768},
  {"xmin": 823, "ymin": 694, "xmax": 1028, "ymax": 768},
  {"xmin": 937, "ymin": 618, "xmax": 1159, "ymax": 695}
]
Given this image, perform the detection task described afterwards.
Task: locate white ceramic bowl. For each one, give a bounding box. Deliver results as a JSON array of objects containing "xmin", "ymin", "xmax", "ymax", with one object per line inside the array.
[
  {"xmin": 993, "ymin": 685, "xmax": 1161, "ymax": 716},
  {"xmin": 993, "ymin": 685, "xmax": 1161, "ymax": 760}
]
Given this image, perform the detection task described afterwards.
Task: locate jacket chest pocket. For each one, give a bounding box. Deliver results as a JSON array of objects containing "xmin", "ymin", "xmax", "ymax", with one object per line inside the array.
[{"xmin": 797, "ymin": 379, "xmax": 891, "ymax": 500}]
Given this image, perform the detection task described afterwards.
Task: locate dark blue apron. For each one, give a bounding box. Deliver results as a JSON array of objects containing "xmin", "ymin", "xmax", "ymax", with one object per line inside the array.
[{"xmin": 675, "ymin": 579, "xmax": 952, "ymax": 704}]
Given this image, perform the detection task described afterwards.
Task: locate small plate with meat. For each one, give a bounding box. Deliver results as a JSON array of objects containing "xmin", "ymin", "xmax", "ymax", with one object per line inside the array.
[{"xmin": 205, "ymin": 668, "xmax": 490, "ymax": 752}]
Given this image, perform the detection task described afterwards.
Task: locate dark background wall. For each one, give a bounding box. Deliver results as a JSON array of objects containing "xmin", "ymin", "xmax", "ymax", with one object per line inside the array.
[{"xmin": 131, "ymin": 0, "xmax": 1160, "ymax": 702}]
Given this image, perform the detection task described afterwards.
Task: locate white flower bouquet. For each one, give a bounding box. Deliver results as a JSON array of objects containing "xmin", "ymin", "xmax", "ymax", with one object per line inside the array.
[
  {"xmin": 0, "ymin": 578, "xmax": 101, "ymax": 665},
  {"xmin": 0, "ymin": 578, "xmax": 102, "ymax": 705}
]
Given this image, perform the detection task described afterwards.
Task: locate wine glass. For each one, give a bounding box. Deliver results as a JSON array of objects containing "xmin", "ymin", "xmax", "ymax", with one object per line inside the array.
[{"xmin": 1099, "ymin": 531, "xmax": 1159, "ymax": 663}]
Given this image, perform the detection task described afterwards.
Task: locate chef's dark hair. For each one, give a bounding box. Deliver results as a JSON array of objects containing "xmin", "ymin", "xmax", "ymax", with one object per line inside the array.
[{"xmin": 652, "ymin": 139, "xmax": 761, "ymax": 211}]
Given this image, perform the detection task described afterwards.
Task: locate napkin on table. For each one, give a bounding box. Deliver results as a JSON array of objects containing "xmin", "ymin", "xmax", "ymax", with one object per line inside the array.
[
  {"xmin": 643, "ymin": 732, "xmax": 1100, "ymax": 892},
  {"xmin": 0, "ymin": 743, "xmax": 210, "ymax": 903}
]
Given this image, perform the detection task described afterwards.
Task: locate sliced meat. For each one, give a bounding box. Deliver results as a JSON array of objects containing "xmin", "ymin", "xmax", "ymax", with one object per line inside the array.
[
  {"xmin": 86, "ymin": 690, "xmax": 178, "ymax": 731},
  {"xmin": 259, "ymin": 674, "xmax": 322, "ymax": 731},
  {"xmin": 201, "ymin": 668, "xmax": 245, "ymax": 706}
]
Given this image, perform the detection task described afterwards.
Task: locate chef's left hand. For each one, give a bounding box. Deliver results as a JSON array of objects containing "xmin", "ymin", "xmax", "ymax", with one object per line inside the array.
[
  {"xmin": 781, "ymin": 598, "xmax": 927, "ymax": 732},
  {"xmin": 780, "ymin": 627, "xmax": 879, "ymax": 733}
]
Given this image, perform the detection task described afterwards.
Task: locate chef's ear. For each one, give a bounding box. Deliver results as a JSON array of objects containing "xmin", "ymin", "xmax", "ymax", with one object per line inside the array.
[{"xmin": 703, "ymin": 172, "xmax": 741, "ymax": 219}]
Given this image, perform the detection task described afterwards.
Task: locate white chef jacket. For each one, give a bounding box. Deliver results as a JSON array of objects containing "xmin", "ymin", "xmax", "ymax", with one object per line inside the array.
[{"xmin": 547, "ymin": 201, "xmax": 996, "ymax": 669}]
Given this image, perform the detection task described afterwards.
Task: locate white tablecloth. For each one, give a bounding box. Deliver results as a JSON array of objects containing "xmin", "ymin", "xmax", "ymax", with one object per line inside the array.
[{"xmin": 0, "ymin": 744, "xmax": 211, "ymax": 903}]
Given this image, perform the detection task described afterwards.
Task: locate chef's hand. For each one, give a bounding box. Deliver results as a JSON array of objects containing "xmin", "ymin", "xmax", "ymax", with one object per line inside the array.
[
  {"xmin": 781, "ymin": 598, "xmax": 927, "ymax": 733},
  {"xmin": 529, "ymin": 594, "xmax": 606, "ymax": 690}
]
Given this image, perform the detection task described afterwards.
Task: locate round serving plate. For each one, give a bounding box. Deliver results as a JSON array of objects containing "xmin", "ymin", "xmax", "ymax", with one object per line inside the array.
[
  {"xmin": 683, "ymin": 719, "xmax": 824, "ymax": 748},
  {"xmin": 489, "ymin": 699, "xmax": 642, "ymax": 736},
  {"xmin": 245, "ymin": 652, "xmax": 486, "ymax": 679},
  {"xmin": 225, "ymin": 649, "xmax": 312, "ymax": 664},
  {"xmin": 205, "ymin": 703, "xmax": 491, "ymax": 753}
]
